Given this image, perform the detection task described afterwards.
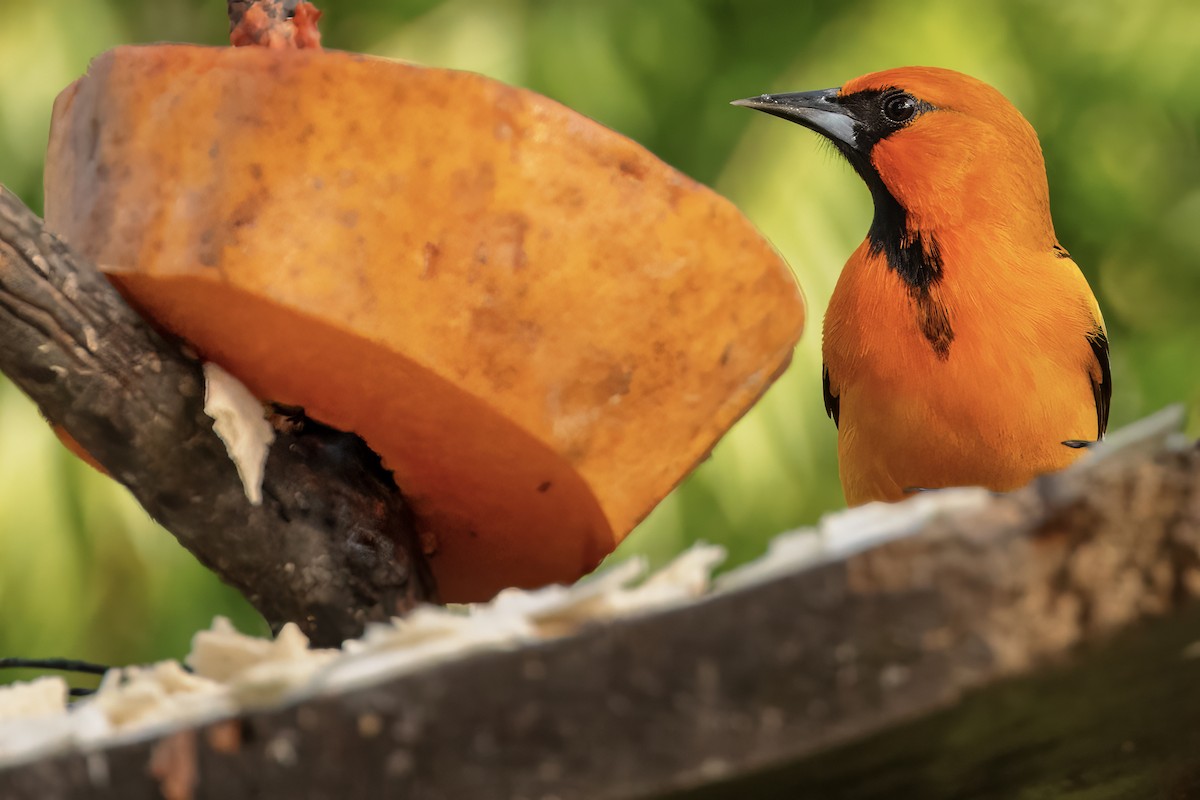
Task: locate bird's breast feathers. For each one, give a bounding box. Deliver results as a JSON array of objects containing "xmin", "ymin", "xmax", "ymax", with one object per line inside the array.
[{"xmin": 823, "ymin": 241, "xmax": 1105, "ymax": 504}]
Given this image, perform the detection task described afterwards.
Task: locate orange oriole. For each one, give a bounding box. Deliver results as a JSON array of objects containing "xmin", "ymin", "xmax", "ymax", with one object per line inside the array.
[{"xmin": 735, "ymin": 67, "xmax": 1110, "ymax": 505}]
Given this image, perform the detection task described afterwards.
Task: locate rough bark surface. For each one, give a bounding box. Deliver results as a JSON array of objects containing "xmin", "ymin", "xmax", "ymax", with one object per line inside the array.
[
  {"xmin": 1, "ymin": 437, "xmax": 1197, "ymax": 799},
  {"xmin": 227, "ymin": 0, "xmax": 300, "ymax": 30},
  {"xmin": 0, "ymin": 186, "xmax": 433, "ymax": 646}
]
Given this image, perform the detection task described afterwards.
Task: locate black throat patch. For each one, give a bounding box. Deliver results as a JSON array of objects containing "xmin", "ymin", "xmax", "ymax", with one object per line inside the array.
[
  {"xmin": 864, "ymin": 173, "xmax": 954, "ymax": 360},
  {"xmin": 828, "ymin": 87, "xmax": 954, "ymax": 360}
]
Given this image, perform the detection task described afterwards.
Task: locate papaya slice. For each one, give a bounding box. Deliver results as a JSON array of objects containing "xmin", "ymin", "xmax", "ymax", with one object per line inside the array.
[{"xmin": 44, "ymin": 45, "xmax": 805, "ymax": 601}]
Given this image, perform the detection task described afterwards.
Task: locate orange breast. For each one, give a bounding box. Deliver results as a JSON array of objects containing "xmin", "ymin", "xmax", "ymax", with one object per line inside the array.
[{"xmin": 823, "ymin": 234, "xmax": 1100, "ymax": 506}]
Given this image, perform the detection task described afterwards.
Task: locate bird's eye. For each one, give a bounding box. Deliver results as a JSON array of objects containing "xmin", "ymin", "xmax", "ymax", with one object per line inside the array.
[{"xmin": 882, "ymin": 93, "xmax": 918, "ymax": 124}]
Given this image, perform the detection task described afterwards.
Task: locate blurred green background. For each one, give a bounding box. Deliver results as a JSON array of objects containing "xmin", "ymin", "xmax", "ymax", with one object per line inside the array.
[{"xmin": 1, "ymin": 0, "xmax": 1198, "ymax": 676}]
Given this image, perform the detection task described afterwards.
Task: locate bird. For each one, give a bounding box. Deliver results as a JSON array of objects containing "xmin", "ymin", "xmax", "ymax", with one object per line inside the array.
[{"xmin": 733, "ymin": 67, "xmax": 1110, "ymax": 506}]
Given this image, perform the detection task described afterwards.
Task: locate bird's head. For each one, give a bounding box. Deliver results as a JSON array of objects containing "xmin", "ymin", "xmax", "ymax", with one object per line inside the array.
[{"xmin": 734, "ymin": 67, "xmax": 1053, "ymax": 241}]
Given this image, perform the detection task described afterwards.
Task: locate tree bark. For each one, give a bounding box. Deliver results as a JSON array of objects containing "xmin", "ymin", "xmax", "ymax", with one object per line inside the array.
[
  {"xmin": 0, "ymin": 431, "xmax": 1197, "ymax": 799},
  {"xmin": 0, "ymin": 186, "xmax": 433, "ymax": 647},
  {"xmin": 227, "ymin": 0, "xmax": 301, "ymax": 30}
]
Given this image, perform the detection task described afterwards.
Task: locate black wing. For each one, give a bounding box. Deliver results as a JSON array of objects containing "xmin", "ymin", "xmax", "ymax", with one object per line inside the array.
[
  {"xmin": 1087, "ymin": 327, "xmax": 1111, "ymax": 439},
  {"xmin": 823, "ymin": 364, "xmax": 840, "ymax": 428}
]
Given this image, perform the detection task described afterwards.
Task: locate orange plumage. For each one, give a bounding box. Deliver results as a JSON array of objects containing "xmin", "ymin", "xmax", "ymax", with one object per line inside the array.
[{"xmin": 736, "ymin": 67, "xmax": 1110, "ymax": 505}]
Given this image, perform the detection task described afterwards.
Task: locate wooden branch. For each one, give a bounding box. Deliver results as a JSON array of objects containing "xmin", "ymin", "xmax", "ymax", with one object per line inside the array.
[
  {"xmin": 0, "ymin": 186, "xmax": 433, "ymax": 647},
  {"xmin": 228, "ymin": 0, "xmax": 321, "ymax": 49},
  {"xmin": 227, "ymin": 0, "xmax": 300, "ymax": 30},
  {"xmin": 0, "ymin": 428, "xmax": 1197, "ymax": 797}
]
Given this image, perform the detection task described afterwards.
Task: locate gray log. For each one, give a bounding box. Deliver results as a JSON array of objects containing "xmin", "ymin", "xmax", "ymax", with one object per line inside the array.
[
  {"xmin": 0, "ymin": 187, "xmax": 433, "ymax": 647},
  {"xmin": 1, "ymin": 433, "xmax": 1196, "ymax": 798}
]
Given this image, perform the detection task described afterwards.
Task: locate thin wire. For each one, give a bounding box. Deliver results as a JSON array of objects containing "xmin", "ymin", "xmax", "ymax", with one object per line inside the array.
[{"xmin": 0, "ymin": 657, "xmax": 111, "ymax": 676}]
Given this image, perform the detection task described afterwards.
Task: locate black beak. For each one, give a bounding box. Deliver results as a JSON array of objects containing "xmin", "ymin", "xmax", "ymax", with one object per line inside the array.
[{"xmin": 731, "ymin": 88, "xmax": 858, "ymax": 150}]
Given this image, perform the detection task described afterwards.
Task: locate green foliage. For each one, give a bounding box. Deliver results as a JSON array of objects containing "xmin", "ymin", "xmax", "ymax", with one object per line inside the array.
[{"xmin": 0, "ymin": 0, "xmax": 1196, "ymax": 669}]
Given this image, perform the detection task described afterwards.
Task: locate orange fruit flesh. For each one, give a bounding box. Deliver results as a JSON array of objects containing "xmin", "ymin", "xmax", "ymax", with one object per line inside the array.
[
  {"xmin": 44, "ymin": 45, "xmax": 806, "ymax": 601},
  {"xmin": 109, "ymin": 274, "xmax": 612, "ymax": 602}
]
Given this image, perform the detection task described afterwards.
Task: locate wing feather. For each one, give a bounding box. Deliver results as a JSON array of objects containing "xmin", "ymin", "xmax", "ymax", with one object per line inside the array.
[
  {"xmin": 1087, "ymin": 327, "xmax": 1111, "ymax": 439},
  {"xmin": 822, "ymin": 364, "xmax": 840, "ymax": 428}
]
